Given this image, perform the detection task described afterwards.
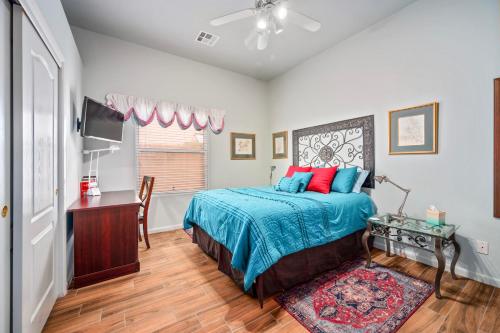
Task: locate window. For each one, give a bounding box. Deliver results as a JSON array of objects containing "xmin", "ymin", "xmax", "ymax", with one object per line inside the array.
[{"xmin": 136, "ymin": 121, "xmax": 207, "ymax": 194}]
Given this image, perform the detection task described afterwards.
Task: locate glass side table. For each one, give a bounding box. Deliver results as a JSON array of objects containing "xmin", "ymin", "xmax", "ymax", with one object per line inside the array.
[{"xmin": 362, "ymin": 213, "xmax": 461, "ymax": 299}]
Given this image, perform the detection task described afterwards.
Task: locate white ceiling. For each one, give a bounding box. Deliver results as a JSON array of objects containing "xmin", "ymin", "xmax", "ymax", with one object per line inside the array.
[{"xmin": 61, "ymin": 0, "xmax": 416, "ymax": 81}]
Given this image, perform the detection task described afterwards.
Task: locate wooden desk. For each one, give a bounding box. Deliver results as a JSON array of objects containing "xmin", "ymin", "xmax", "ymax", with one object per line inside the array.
[{"xmin": 68, "ymin": 190, "xmax": 141, "ymax": 288}]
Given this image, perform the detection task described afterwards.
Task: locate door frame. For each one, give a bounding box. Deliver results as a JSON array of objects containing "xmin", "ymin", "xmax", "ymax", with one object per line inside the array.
[
  {"xmin": 1, "ymin": 1, "xmax": 12, "ymax": 333},
  {"xmin": 14, "ymin": 0, "xmax": 68, "ymax": 315},
  {"xmin": 16, "ymin": 0, "xmax": 64, "ymax": 67}
]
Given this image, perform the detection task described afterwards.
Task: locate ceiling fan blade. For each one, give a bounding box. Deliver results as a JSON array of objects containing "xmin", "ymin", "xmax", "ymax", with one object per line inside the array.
[
  {"xmin": 288, "ymin": 9, "xmax": 321, "ymax": 32},
  {"xmin": 210, "ymin": 9, "xmax": 256, "ymax": 26}
]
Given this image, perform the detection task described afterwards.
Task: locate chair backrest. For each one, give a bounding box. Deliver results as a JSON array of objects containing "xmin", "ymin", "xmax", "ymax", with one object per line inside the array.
[{"xmin": 139, "ymin": 176, "xmax": 155, "ymax": 219}]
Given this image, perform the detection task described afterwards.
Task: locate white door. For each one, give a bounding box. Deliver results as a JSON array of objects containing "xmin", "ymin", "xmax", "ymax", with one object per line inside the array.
[
  {"xmin": 13, "ymin": 6, "xmax": 59, "ymax": 333},
  {"xmin": 0, "ymin": 1, "xmax": 11, "ymax": 332}
]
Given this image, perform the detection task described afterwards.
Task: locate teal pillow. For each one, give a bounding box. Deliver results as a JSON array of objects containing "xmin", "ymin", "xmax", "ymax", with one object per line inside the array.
[
  {"xmin": 275, "ymin": 176, "xmax": 301, "ymax": 193},
  {"xmin": 291, "ymin": 172, "xmax": 314, "ymax": 192},
  {"xmin": 332, "ymin": 167, "xmax": 358, "ymax": 193}
]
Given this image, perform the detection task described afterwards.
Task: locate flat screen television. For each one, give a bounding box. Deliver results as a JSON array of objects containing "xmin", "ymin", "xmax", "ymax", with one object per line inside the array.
[{"xmin": 80, "ymin": 97, "xmax": 124, "ymax": 143}]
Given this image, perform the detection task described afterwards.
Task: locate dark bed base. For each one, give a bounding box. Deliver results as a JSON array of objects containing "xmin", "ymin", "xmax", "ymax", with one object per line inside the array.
[{"xmin": 192, "ymin": 225, "xmax": 368, "ymax": 307}]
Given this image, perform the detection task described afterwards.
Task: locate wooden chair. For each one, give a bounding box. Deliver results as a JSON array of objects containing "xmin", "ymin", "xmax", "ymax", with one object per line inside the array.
[{"xmin": 138, "ymin": 176, "xmax": 155, "ymax": 249}]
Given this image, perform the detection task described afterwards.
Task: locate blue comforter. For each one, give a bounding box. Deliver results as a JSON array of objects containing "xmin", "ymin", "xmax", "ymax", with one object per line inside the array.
[{"xmin": 183, "ymin": 187, "xmax": 375, "ymax": 291}]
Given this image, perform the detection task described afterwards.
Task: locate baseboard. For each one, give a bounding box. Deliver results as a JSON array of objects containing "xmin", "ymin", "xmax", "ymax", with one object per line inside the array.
[
  {"xmin": 373, "ymin": 239, "xmax": 500, "ymax": 288},
  {"xmin": 146, "ymin": 224, "xmax": 183, "ymax": 234}
]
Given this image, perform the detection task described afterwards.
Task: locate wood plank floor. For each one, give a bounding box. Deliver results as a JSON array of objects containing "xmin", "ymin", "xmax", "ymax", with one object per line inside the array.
[{"xmin": 44, "ymin": 230, "xmax": 500, "ymax": 333}]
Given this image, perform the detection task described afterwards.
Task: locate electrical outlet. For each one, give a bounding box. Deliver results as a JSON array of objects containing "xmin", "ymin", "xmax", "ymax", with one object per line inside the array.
[{"xmin": 476, "ymin": 240, "xmax": 489, "ymax": 255}]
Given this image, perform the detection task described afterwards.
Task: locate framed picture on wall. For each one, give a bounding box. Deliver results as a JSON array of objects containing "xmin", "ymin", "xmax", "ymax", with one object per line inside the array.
[
  {"xmin": 272, "ymin": 131, "xmax": 288, "ymax": 159},
  {"xmin": 230, "ymin": 132, "xmax": 256, "ymax": 160},
  {"xmin": 494, "ymin": 78, "xmax": 500, "ymax": 217},
  {"xmin": 389, "ymin": 102, "xmax": 439, "ymax": 154}
]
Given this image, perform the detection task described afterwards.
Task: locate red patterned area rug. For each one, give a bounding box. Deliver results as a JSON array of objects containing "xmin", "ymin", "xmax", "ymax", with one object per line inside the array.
[{"xmin": 275, "ymin": 259, "xmax": 433, "ymax": 333}]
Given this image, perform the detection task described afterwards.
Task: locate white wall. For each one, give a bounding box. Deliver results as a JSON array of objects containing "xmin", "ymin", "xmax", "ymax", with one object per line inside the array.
[
  {"xmin": 72, "ymin": 27, "xmax": 270, "ymax": 232},
  {"xmin": 269, "ymin": 0, "xmax": 500, "ymax": 286},
  {"xmin": 35, "ymin": 0, "xmax": 83, "ymax": 289}
]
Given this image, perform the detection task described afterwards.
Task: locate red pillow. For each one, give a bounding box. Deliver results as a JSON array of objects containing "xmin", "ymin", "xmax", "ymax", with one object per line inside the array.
[
  {"xmin": 285, "ymin": 165, "xmax": 312, "ymax": 177},
  {"xmin": 306, "ymin": 167, "xmax": 338, "ymax": 194}
]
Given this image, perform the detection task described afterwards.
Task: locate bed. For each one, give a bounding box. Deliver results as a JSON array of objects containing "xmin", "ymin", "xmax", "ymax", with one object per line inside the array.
[{"xmin": 183, "ymin": 115, "xmax": 376, "ymax": 306}]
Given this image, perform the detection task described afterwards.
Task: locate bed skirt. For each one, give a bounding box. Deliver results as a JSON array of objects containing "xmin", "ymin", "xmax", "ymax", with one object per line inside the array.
[{"xmin": 192, "ymin": 225, "xmax": 369, "ymax": 307}]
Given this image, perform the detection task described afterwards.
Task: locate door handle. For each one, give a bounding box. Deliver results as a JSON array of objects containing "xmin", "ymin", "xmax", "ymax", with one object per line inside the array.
[{"xmin": 1, "ymin": 205, "xmax": 7, "ymax": 218}]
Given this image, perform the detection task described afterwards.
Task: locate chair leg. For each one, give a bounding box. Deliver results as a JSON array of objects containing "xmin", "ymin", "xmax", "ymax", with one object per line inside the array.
[
  {"xmin": 138, "ymin": 224, "xmax": 142, "ymax": 242},
  {"xmin": 143, "ymin": 218, "xmax": 150, "ymax": 249}
]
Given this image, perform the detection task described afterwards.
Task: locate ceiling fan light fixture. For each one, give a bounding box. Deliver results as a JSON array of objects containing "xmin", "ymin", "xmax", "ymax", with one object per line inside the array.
[
  {"xmin": 274, "ymin": 5, "xmax": 288, "ymax": 20},
  {"xmin": 257, "ymin": 31, "xmax": 269, "ymax": 50},
  {"xmin": 257, "ymin": 17, "xmax": 268, "ymax": 30},
  {"xmin": 272, "ymin": 20, "xmax": 284, "ymax": 34},
  {"xmin": 256, "ymin": 10, "xmax": 269, "ymax": 30}
]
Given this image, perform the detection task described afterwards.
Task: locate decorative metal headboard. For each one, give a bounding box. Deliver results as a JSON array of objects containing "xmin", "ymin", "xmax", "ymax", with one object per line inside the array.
[{"xmin": 292, "ymin": 115, "xmax": 375, "ymax": 188}]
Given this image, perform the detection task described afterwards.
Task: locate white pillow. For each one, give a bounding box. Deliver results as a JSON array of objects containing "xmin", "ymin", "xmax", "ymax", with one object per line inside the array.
[{"xmin": 352, "ymin": 170, "xmax": 370, "ymax": 193}]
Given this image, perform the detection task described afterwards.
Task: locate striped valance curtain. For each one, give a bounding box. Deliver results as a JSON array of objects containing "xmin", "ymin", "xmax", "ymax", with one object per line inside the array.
[{"xmin": 105, "ymin": 93, "xmax": 225, "ymax": 134}]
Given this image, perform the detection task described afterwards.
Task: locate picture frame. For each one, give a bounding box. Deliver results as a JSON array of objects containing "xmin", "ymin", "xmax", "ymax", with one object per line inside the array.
[
  {"xmin": 389, "ymin": 102, "xmax": 439, "ymax": 155},
  {"xmin": 272, "ymin": 131, "xmax": 288, "ymax": 159},
  {"xmin": 494, "ymin": 79, "xmax": 500, "ymax": 217},
  {"xmin": 230, "ymin": 132, "xmax": 256, "ymax": 160}
]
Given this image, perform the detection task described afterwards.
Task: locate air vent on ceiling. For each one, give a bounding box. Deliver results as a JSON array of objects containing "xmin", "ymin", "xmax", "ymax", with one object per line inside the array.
[{"xmin": 195, "ymin": 31, "xmax": 220, "ymax": 47}]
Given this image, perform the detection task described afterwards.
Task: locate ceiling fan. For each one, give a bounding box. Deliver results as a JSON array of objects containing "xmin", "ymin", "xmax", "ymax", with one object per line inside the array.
[{"xmin": 210, "ymin": 0, "xmax": 321, "ymax": 51}]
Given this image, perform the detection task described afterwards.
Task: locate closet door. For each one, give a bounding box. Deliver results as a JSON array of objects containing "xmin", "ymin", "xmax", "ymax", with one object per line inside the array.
[
  {"xmin": 0, "ymin": 1, "xmax": 11, "ymax": 332},
  {"xmin": 13, "ymin": 6, "xmax": 59, "ymax": 333}
]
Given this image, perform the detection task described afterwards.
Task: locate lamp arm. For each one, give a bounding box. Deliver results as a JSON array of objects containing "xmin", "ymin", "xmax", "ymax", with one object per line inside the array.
[
  {"xmin": 397, "ymin": 190, "xmax": 410, "ymax": 217},
  {"xmin": 385, "ymin": 179, "xmax": 411, "ymax": 193}
]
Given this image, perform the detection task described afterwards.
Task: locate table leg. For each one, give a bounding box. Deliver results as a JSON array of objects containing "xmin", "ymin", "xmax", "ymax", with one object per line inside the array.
[
  {"xmin": 434, "ymin": 238, "xmax": 446, "ymax": 299},
  {"xmin": 385, "ymin": 237, "xmax": 391, "ymax": 257},
  {"xmin": 450, "ymin": 234, "xmax": 461, "ymax": 280},
  {"xmin": 362, "ymin": 224, "xmax": 372, "ymax": 268}
]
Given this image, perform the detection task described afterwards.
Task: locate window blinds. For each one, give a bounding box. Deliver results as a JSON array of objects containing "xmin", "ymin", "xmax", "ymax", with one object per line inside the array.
[{"xmin": 137, "ymin": 121, "xmax": 207, "ymax": 193}]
